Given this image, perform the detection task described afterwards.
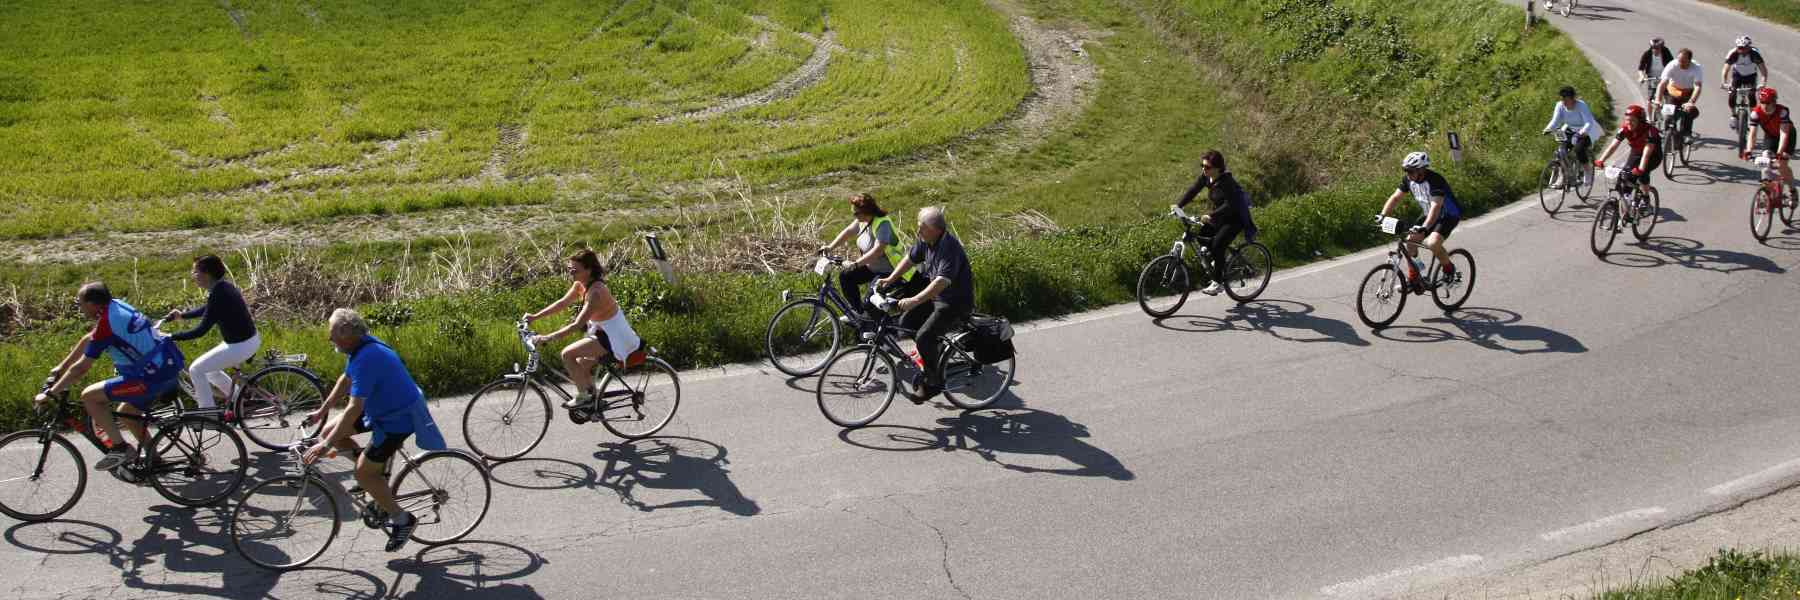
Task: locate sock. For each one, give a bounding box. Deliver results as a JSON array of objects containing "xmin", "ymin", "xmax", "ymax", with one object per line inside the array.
[{"xmin": 389, "ymin": 511, "xmax": 414, "ymax": 526}]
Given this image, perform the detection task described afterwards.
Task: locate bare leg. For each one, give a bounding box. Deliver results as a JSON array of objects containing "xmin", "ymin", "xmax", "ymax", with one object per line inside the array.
[
  {"xmin": 356, "ymin": 454, "xmax": 402, "ymax": 517},
  {"xmin": 79, "ymin": 383, "xmax": 124, "ymax": 447},
  {"xmin": 116, "ymin": 404, "xmax": 150, "ymax": 448},
  {"xmin": 1424, "ymin": 232, "xmax": 1453, "ymax": 270},
  {"xmin": 560, "ymin": 337, "xmax": 608, "ymax": 393}
]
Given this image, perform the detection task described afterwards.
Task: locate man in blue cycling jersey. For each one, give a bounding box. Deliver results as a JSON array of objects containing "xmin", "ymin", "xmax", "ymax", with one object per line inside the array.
[
  {"xmin": 1378, "ymin": 152, "xmax": 1463, "ymax": 284},
  {"xmin": 36, "ymin": 283, "xmax": 186, "ymax": 471}
]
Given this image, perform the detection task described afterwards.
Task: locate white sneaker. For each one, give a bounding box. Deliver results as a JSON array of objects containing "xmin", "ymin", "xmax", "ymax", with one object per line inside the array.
[{"xmin": 1200, "ymin": 282, "xmax": 1224, "ymax": 296}]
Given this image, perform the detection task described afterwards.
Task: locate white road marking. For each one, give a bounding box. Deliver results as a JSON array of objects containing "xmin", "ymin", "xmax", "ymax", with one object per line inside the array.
[
  {"xmin": 1319, "ymin": 554, "xmax": 1484, "ymax": 598},
  {"xmin": 1706, "ymin": 457, "xmax": 1800, "ymax": 496},
  {"xmin": 1538, "ymin": 507, "xmax": 1666, "ymax": 542}
]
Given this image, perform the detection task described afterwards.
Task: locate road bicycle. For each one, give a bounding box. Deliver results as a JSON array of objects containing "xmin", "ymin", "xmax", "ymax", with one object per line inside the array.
[
  {"xmin": 1643, "ymin": 78, "xmax": 1662, "ymax": 119},
  {"xmin": 1658, "ymin": 104, "xmax": 1695, "ymax": 176},
  {"xmin": 1355, "ymin": 218, "xmax": 1477, "ymax": 329},
  {"xmin": 1731, "ymin": 84, "xmax": 1759, "ymax": 149},
  {"xmin": 0, "ymin": 380, "xmax": 248, "ymax": 521},
  {"xmin": 814, "ymin": 289, "xmax": 1016, "ymax": 428},
  {"xmin": 1590, "ymin": 164, "xmax": 1661, "ymax": 256},
  {"xmin": 764, "ymin": 255, "xmax": 894, "ymax": 377},
  {"xmin": 1539, "ymin": 126, "xmax": 1595, "ymax": 214},
  {"xmin": 459, "ymin": 319, "xmax": 680, "ymax": 461},
  {"xmin": 1135, "ymin": 206, "xmax": 1273, "ymax": 317},
  {"xmin": 176, "ymin": 348, "xmax": 328, "ymax": 452},
  {"xmin": 228, "ymin": 433, "xmax": 491, "ymax": 570},
  {"xmin": 1542, "ymin": 0, "xmax": 1574, "ymax": 17},
  {"xmin": 1749, "ymin": 151, "xmax": 1798, "ymax": 241}
]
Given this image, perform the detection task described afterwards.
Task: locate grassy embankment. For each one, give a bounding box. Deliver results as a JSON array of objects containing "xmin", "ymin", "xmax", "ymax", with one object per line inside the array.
[
  {"xmin": 1596, "ymin": 549, "xmax": 1800, "ymax": 599},
  {"xmin": 1697, "ymin": 0, "xmax": 1800, "ymax": 29}
]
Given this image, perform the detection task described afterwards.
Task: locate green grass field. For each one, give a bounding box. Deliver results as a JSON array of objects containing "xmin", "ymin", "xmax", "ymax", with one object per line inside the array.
[
  {"xmin": 1699, "ymin": 0, "xmax": 1800, "ymax": 28},
  {"xmin": 1596, "ymin": 549, "xmax": 1800, "ymax": 599}
]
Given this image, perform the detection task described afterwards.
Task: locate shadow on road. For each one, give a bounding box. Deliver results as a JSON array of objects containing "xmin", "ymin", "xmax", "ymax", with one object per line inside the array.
[
  {"xmin": 1373, "ymin": 306, "xmax": 1588, "ymax": 354},
  {"xmin": 4, "ymin": 519, "xmax": 121, "ymax": 554},
  {"xmin": 118, "ymin": 504, "xmax": 284, "ymax": 598},
  {"xmin": 1640, "ymin": 236, "xmax": 1786, "ymax": 273},
  {"xmin": 1154, "ymin": 299, "xmax": 1369, "ymax": 346},
  {"xmin": 487, "ymin": 457, "xmax": 598, "ymax": 491},
  {"xmin": 383, "ymin": 540, "xmax": 548, "ymax": 599},
  {"xmin": 837, "ymin": 398, "xmax": 1134, "ymax": 481},
  {"xmin": 592, "ymin": 437, "xmax": 759, "ymax": 516}
]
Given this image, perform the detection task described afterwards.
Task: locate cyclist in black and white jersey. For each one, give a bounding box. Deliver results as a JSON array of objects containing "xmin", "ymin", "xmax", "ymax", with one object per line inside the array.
[
  {"xmin": 1637, "ymin": 38, "xmax": 1672, "ymax": 90},
  {"xmin": 1720, "ymin": 36, "xmax": 1769, "ymax": 125}
]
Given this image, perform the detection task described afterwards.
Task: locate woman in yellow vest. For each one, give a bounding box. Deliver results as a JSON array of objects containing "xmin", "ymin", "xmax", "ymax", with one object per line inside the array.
[{"xmin": 819, "ymin": 193, "xmax": 914, "ymax": 318}]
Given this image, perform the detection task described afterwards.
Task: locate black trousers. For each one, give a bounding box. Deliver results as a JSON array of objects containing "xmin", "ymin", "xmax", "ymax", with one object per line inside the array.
[
  {"xmin": 838, "ymin": 265, "xmax": 881, "ymax": 314},
  {"xmin": 901, "ymin": 300, "xmax": 972, "ymax": 386},
  {"xmin": 1199, "ymin": 222, "xmax": 1242, "ymax": 282},
  {"xmin": 1571, "ymin": 134, "xmax": 1593, "ymax": 164}
]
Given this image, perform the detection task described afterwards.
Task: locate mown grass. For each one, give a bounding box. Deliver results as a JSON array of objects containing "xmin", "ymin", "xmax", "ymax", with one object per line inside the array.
[
  {"xmin": 1697, "ymin": 0, "xmax": 1800, "ymax": 28},
  {"xmin": 1596, "ymin": 549, "xmax": 1800, "ymax": 599}
]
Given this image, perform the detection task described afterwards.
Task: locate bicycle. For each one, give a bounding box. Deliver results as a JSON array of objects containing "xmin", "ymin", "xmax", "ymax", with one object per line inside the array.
[
  {"xmin": 1590, "ymin": 164, "xmax": 1661, "ymax": 256},
  {"xmin": 1135, "ymin": 206, "xmax": 1273, "ymax": 317},
  {"xmin": 228, "ymin": 433, "xmax": 491, "ymax": 571},
  {"xmin": 459, "ymin": 318, "xmax": 680, "ymax": 461},
  {"xmin": 764, "ymin": 255, "xmax": 890, "ymax": 377},
  {"xmin": 1542, "ymin": 0, "xmax": 1574, "ymax": 17},
  {"xmin": 814, "ymin": 289, "xmax": 1016, "ymax": 428},
  {"xmin": 1539, "ymin": 126, "xmax": 1596, "ymax": 214},
  {"xmin": 0, "ymin": 379, "xmax": 248, "ymax": 522},
  {"xmin": 1658, "ymin": 103, "xmax": 1695, "ymax": 176},
  {"xmin": 1731, "ymin": 84, "xmax": 1758, "ymax": 149},
  {"xmin": 1355, "ymin": 217, "xmax": 1477, "ymax": 329},
  {"xmin": 175, "ymin": 348, "xmax": 328, "ymax": 452},
  {"xmin": 1749, "ymin": 150, "xmax": 1798, "ymax": 241},
  {"xmin": 1643, "ymin": 78, "xmax": 1662, "ymax": 118}
]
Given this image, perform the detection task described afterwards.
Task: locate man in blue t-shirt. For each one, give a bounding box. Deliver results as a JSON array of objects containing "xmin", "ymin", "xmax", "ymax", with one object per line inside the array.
[
  {"xmin": 37, "ymin": 282, "xmax": 186, "ymax": 471},
  {"xmin": 304, "ymin": 308, "xmax": 445, "ymax": 552}
]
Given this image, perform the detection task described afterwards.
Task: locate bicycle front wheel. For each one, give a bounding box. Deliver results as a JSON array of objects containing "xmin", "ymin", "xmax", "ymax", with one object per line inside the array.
[
  {"xmin": 765, "ymin": 298, "xmax": 843, "ymax": 377},
  {"xmin": 1135, "ymin": 254, "xmax": 1190, "ymax": 318},
  {"xmin": 147, "ymin": 417, "xmax": 248, "ymax": 506},
  {"xmin": 230, "ymin": 475, "xmax": 339, "ymax": 571},
  {"xmin": 461, "ymin": 377, "xmax": 552, "ymax": 461},
  {"xmin": 0, "ymin": 431, "xmax": 87, "ymax": 522},
  {"xmin": 597, "ymin": 357, "xmax": 681, "ymax": 440},
  {"xmin": 1753, "ymin": 187, "xmax": 1775, "ymax": 241},
  {"xmin": 1661, "ymin": 138, "xmax": 1677, "ymax": 178},
  {"xmin": 1782, "ymin": 185, "xmax": 1797, "ymax": 227},
  {"xmin": 940, "ymin": 348, "xmax": 1014, "ymax": 411},
  {"xmin": 815, "ymin": 346, "xmax": 897, "ymax": 428},
  {"xmin": 237, "ymin": 365, "xmax": 327, "ymax": 452},
  {"xmin": 1632, "ymin": 187, "xmax": 1661, "ymax": 242},
  {"xmin": 393, "ymin": 450, "xmax": 492, "ymax": 545},
  {"xmin": 1591, "ymin": 200, "xmax": 1620, "ymax": 257},
  {"xmin": 1574, "ymin": 162, "xmax": 1595, "ymax": 201},
  {"xmin": 1538, "ymin": 161, "xmax": 1564, "ymax": 214},
  {"xmin": 1224, "ymin": 243, "xmax": 1273, "ymax": 303},
  {"xmin": 1355, "ymin": 263, "xmax": 1407, "ymax": 329},
  {"xmin": 1430, "ymin": 250, "xmax": 1477, "ymax": 311}
]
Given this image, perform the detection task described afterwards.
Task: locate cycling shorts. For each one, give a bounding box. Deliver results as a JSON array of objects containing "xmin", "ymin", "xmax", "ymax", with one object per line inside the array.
[
  {"xmin": 352, "ymin": 419, "xmax": 412, "ymax": 464},
  {"xmin": 1762, "ymin": 134, "xmax": 1794, "ymax": 156},
  {"xmin": 103, "ymin": 376, "xmax": 179, "ymax": 412},
  {"xmin": 1429, "ymin": 215, "xmax": 1460, "ymax": 239}
]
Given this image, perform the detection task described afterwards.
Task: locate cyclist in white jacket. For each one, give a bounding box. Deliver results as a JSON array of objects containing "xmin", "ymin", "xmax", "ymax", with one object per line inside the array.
[{"xmin": 1542, "ymin": 86, "xmax": 1603, "ymax": 186}]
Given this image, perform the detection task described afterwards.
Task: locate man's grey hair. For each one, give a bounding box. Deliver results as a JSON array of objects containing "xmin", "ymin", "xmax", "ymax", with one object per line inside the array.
[
  {"xmin": 329, "ymin": 308, "xmax": 369, "ymax": 338},
  {"xmin": 917, "ymin": 206, "xmax": 947, "ymax": 230}
]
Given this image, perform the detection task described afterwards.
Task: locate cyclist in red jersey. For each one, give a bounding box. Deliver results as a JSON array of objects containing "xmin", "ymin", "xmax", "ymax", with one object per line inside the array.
[
  {"xmin": 1741, "ymin": 87, "xmax": 1794, "ymax": 184},
  {"xmin": 1593, "ymin": 104, "xmax": 1663, "ymax": 198}
]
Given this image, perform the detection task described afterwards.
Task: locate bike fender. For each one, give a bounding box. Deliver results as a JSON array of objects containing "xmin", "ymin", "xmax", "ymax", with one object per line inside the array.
[{"xmin": 417, "ymin": 448, "xmax": 493, "ymax": 474}]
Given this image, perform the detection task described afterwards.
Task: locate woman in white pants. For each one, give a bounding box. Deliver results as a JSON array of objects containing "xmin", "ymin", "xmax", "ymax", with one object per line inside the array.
[{"xmin": 165, "ymin": 255, "xmax": 260, "ymax": 412}]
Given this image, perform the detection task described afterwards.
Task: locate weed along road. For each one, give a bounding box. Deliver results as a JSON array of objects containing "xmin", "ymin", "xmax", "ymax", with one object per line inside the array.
[{"xmin": 7, "ymin": 1, "xmax": 1800, "ymax": 599}]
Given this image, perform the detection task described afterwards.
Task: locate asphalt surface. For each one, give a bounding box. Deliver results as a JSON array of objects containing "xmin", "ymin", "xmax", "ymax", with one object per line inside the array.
[{"xmin": 7, "ymin": 1, "xmax": 1800, "ymax": 598}]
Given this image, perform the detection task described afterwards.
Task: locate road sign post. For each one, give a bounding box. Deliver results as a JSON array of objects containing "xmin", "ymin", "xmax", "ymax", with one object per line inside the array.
[
  {"xmin": 645, "ymin": 233, "xmax": 676, "ymax": 284},
  {"xmin": 1448, "ymin": 132, "xmax": 1463, "ymax": 162}
]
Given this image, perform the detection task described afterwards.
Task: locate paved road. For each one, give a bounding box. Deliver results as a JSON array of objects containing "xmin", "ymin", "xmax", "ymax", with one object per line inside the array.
[{"xmin": 8, "ymin": 2, "xmax": 1800, "ymax": 599}]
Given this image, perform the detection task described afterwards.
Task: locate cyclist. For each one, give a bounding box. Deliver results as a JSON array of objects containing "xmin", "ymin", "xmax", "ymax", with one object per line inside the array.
[
  {"xmin": 818, "ymin": 193, "xmax": 915, "ymax": 318},
  {"xmin": 1593, "ymin": 104, "xmax": 1664, "ymax": 199},
  {"xmin": 302, "ymin": 308, "xmax": 447, "ymax": 552},
  {"xmin": 1377, "ymin": 152, "xmax": 1462, "ymax": 286},
  {"xmin": 876, "ymin": 206, "xmax": 972, "ymax": 402},
  {"xmin": 1741, "ymin": 87, "xmax": 1794, "ymax": 202},
  {"xmin": 523, "ymin": 247, "xmax": 642, "ymax": 409},
  {"xmin": 1542, "ymin": 86, "xmax": 1603, "ymax": 187},
  {"xmin": 1638, "ymin": 38, "xmax": 1673, "ymax": 88},
  {"xmin": 1657, "ymin": 48, "xmax": 1703, "ymax": 139},
  {"xmin": 1172, "ymin": 150, "xmax": 1259, "ymax": 296},
  {"xmin": 34, "ymin": 282, "xmax": 186, "ymax": 471},
  {"xmin": 162, "ymin": 254, "xmax": 258, "ymax": 413},
  {"xmin": 1720, "ymin": 35, "xmax": 1769, "ymax": 125}
]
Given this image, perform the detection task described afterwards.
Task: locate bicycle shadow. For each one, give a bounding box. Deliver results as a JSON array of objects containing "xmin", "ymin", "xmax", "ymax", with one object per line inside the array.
[
  {"xmin": 1683, "ymin": 158, "xmax": 1758, "ymax": 183},
  {"xmin": 383, "ymin": 540, "xmax": 548, "ymax": 599},
  {"xmin": 1154, "ymin": 299, "xmax": 1369, "ymax": 346},
  {"xmin": 115, "ymin": 504, "xmax": 290, "ymax": 599},
  {"xmin": 4, "ymin": 519, "xmax": 122, "ymax": 555},
  {"xmin": 486, "ymin": 457, "xmax": 598, "ymax": 491},
  {"xmin": 1640, "ymin": 236, "xmax": 1786, "ymax": 274},
  {"xmin": 837, "ymin": 402, "xmax": 1133, "ymax": 481},
  {"xmin": 591, "ymin": 437, "xmax": 760, "ymax": 516},
  {"xmin": 1373, "ymin": 307, "xmax": 1588, "ymax": 354}
]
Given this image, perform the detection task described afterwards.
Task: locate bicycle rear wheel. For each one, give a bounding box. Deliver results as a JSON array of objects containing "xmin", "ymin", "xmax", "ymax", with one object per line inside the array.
[
  {"xmin": 1752, "ymin": 187, "xmax": 1775, "ymax": 241},
  {"xmin": 597, "ymin": 357, "xmax": 681, "ymax": 440},
  {"xmin": 1632, "ymin": 187, "xmax": 1661, "ymax": 242},
  {"xmin": 1538, "ymin": 161, "xmax": 1565, "ymax": 214},
  {"xmin": 0, "ymin": 431, "xmax": 86, "ymax": 522},
  {"xmin": 1782, "ymin": 185, "xmax": 1797, "ymax": 227},
  {"xmin": 392, "ymin": 450, "xmax": 491, "ymax": 545},
  {"xmin": 1591, "ymin": 200, "xmax": 1620, "ymax": 257},
  {"xmin": 1430, "ymin": 250, "xmax": 1477, "ymax": 311},
  {"xmin": 461, "ymin": 377, "xmax": 552, "ymax": 461},
  {"xmin": 939, "ymin": 348, "xmax": 1014, "ymax": 411},
  {"xmin": 1223, "ymin": 243, "xmax": 1273, "ymax": 303},
  {"xmin": 230, "ymin": 475, "xmax": 339, "ymax": 571},
  {"xmin": 1574, "ymin": 162, "xmax": 1596, "ymax": 201},
  {"xmin": 237, "ymin": 365, "xmax": 327, "ymax": 452},
  {"xmin": 1135, "ymin": 254, "xmax": 1190, "ymax": 317},
  {"xmin": 1355, "ymin": 263, "xmax": 1407, "ymax": 329},
  {"xmin": 764, "ymin": 298, "xmax": 843, "ymax": 377},
  {"xmin": 815, "ymin": 347, "xmax": 897, "ymax": 428},
  {"xmin": 147, "ymin": 417, "xmax": 248, "ymax": 506}
]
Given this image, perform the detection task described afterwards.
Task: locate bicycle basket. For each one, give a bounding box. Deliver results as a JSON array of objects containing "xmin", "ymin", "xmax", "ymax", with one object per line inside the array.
[{"xmin": 959, "ymin": 315, "xmax": 1015, "ymax": 365}]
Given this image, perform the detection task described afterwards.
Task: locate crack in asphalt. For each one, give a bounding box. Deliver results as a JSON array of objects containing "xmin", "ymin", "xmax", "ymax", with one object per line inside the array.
[{"xmin": 888, "ymin": 497, "xmax": 970, "ymax": 600}]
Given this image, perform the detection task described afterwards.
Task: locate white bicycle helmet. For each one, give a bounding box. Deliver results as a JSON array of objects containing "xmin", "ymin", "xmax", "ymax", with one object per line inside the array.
[
  {"xmin": 1736, "ymin": 35, "xmax": 1753, "ymax": 48},
  {"xmin": 1401, "ymin": 151, "xmax": 1430, "ymax": 170}
]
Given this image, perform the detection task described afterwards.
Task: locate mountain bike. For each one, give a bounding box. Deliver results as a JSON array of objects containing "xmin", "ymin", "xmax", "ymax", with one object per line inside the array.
[
  {"xmin": 1355, "ymin": 218, "xmax": 1477, "ymax": 329},
  {"xmin": 1643, "ymin": 79, "xmax": 1662, "ymax": 118},
  {"xmin": 459, "ymin": 319, "xmax": 680, "ymax": 461},
  {"xmin": 1539, "ymin": 126, "xmax": 1595, "ymax": 214},
  {"xmin": 814, "ymin": 289, "xmax": 1016, "ymax": 428},
  {"xmin": 1135, "ymin": 206, "xmax": 1273, "ymax": 317},
  {"xmin": 1542, "ymin": 0, "xmax": 1574, "ymax": 17},
  {"xmin": 0, "ymin": 380, "xmax": 248, "ymax": 521},
  {"xmin": 1590, "ymin": 164, "xmax": 1661, "ymax": 256},
  {"xmin": 764, "ymin": 255, "xmax": 892, "ymax": 377},
  {"xmin": 1658, "ymin": 104, "xmax": 1695, "ymax": 176},
  {"xmin": 1749, "ymin": 151, "xmax": 1798, "ymax": 242},
  {"xmin": 1731, "ymin": 85, "xmax": 1758, "ymax": 149},
  {"xmin": 229, "ymin": 434, "xmax": 491, "ymax": 570},
  {"xmin": 176, "ymin": 349, "xmax": 328, "ymax": 452}
]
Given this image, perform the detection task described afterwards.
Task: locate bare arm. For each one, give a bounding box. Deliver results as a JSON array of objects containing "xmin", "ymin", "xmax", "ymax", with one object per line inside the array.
[
  {"xmin": 908, "ymin": 277, "xmax": 951, "ymax": 305},
  {"xmin": 854, "ymin": 239, "xmax": 886, "ymax": 267},
  {"xmin": 1379, "ymin": 189, "xmax": 1405, "ymax": 218},
  {"xmin": 1595, "ymin": 137, "xmax": 1622, "ymax": 164},
  {"xmin": 823, "ymin": 222, "xmax": 856, "ymax": 252},
  {"xmin": 545, "ymin": 286, "xmax": 613, "ymax": 341},
  {"xmin": 879, "ymin": 256, "xmax": 916, "ymax": 287},
  {"xmin": 1421, "ymin": 199, "xmax": 1445, "ymax": 230},
  {"xmin": 47, "ymin": 355, "xmax": 95, "ymax": 396}
]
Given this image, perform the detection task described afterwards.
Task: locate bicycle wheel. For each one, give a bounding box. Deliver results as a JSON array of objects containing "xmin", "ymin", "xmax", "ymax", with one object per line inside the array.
[
  {"xmin": 939, "ymin": 347, "xmax": 1014, "ymax": 411},
  {"xmin": 1591, "ymin": 200, "xmax": 1620, "ymax": 256},
  {"xmin": 1679, "ymin": 132, "xmax": 1696, "ymax": 165},
  {"xmin": 815, "ymin": 346, "xmax": 897, "ymax": 428},
  {"xmin": 230, "ymin": 475, "xmax": 339, "ymax": 571},
  {"xmin": 0, "ymin": 431, "xmax": 87, "ymax": 522},
  {"xmin": 1538, "ymin": 161, "xmax": 1564, "ymax": 214},
  {"xmin": 1661, "ymin": 138, "xmax": 1677, "ymax": 178},
  {"xmin": 1632, "ymin": 187, "xmax": 1661, "ymax": 242},
  {"xmin": 461, "ymin": 377, "xmax": 552, "ymax": 461},
  {"xmin": 1355, "ymin": 263, "xmax": 1407, "ymax": 329},
  {"xmin": 1223, "ymin": 243, "xmax": 1273, "ymax": 303},
  {"xmin": 146, "ymin": 416, "xmax": 247, "ymax": 507},
  {"xmin": 1135, "ymin": 254, "xmax": 1190, "ymax": 318},
  {"xmin": 1574, "ymin": 162, "xmax": 1596, "ymax": 201},
  {"xmin": 597, "ymin": 357, "xmax": 680, "ymax": 440},
  {"xmin": 392, "ymin": 450, "xmax": 491, "ymax": 545},
  {"xmin": 1430, "ymin": 250, "xmax": 1477, "ymax": 312},
  {"xmin": 1752, "ymin": 187, "xmax": 1775, "ymax": 241},
  {"xmin": 1560, "ymin": 1, "xmax": 1570, "ymax": 16},
  {"xmin": 1782, "ymin": 185, "xmax": 1797, "ymax": 227},
  {"xmin": 764, "ymin": 298, "xmax": 843, "ymax": 377},
  {"xmin": 237, "ymin": 365, "xmax": 327, "ymax": 452}
]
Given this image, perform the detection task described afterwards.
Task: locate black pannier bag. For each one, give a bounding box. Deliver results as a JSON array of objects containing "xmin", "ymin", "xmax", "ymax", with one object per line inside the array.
[{"xmin": 960, "ymin": 314, "xmax": 1015, "ymax": 364}]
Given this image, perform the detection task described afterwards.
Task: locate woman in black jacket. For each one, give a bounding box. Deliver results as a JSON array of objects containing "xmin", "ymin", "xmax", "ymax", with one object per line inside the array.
[
  {"xmin": 1173, "ymin": 150, "xmax": 1258, "ymax": 296},
  {"xmin": 163, "ymin": 255, "xmax": 259, "ymax": 411}
]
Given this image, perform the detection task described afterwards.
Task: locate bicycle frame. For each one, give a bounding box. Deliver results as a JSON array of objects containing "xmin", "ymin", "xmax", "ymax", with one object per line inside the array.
[
  {"xmin": 503, "ymin": 321, "xmax": 647, "ymax": 414},
  {"xmin": 272, "ymin": 440, "xmax": 438, "ymax": 530}
]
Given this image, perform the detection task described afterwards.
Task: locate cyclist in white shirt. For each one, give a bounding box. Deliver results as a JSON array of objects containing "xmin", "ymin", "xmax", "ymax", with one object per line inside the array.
[
  {"xmin": 1542, "ymin": 86, "xmax": 1603, "ymax": 187},
  {"xmin": 1658, "ymin": 48, "xmax": 1704, "ymax": 138}
]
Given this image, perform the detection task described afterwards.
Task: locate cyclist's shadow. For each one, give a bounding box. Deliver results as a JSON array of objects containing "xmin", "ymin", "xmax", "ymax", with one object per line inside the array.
[
  {"xmin": 382, "ymin": 540, "xmax": 548, "ymax": 599},
  {"xmin": 1379, "ymin": 307, "xmax": 1588, "ymax": 355},
  {"xmin": 1154, "ymin": 299, "xmax": 1369, "ymax": 346},
  {"xmin": 932, "ymin": 405, "xmax": 1134, "ymax": 480},
  {"xmin": 591, "ymin": 437, "xmax": 760, "ymax": 516},
  {"xmin": 117, "ymin": 504, "xmax": 290, "ymax": 599},
  {"xmin": 1639, "ymin": 236, "xmax": 1786, "ymax": 274}
]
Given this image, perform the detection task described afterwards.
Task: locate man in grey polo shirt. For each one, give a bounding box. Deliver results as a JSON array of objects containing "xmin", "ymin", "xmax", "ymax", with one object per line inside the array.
[{"xmin": 878, "ymin": 206, "xmax": 974, "ymax": 401}]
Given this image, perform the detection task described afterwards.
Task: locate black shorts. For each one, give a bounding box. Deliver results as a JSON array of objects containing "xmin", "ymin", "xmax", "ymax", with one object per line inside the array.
[
  {"xmin": 351, "ymin": 420, "xmax": 411, "ymax": 464},
  {"xmin": 1762, "ymin": 134, "xmax": 1794, "ymax": 156},
  {"xmin": 1429, "ymin": 215, "xmax": 1460, "ymax": 238}
]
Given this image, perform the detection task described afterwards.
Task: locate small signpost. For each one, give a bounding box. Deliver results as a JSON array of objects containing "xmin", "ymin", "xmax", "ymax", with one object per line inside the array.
[
  {"xmin": 1448, "ymin": 131, "xmax": 1464, "ymax": 162},
  {"xmin": 644, "ymin": 233, "xmax": 676, "ymax": 283}
]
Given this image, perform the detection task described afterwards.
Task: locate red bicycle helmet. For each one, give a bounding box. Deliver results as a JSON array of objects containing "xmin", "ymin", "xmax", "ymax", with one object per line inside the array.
[
  {"xmin": 1758, "ymin": 87, "xmax": 1779, "ymax": 103},
  {"xmin": 1625, "ymin": 104, "xmax": 1647, "ymax": 118}
]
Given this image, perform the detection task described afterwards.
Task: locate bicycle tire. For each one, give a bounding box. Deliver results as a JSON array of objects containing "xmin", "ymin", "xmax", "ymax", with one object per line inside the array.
[
  {"xmin": 1539, "ymin": 161, "xmax": 1564, "ymax": 214},
  {"xmin": 1135, "ymin": 254, "xmax": 1191, "ymax": 318},
  {"xmin": 1753, "ymin": 187, "xmax": 1775, "ymax": 241},
  {"xmin": 1632, "ymin": 187, "xmax": 1661, "ymax": 242},
  {"xmin": 1574, "ymin": 161, "xmax": 1596, "ymax": 201},
  {"xmin": 815, "ymin": 346, "xmax": 897, "ymax": 428},
  {"xmin": 939, "ymin": 346, "xmax": 1014, "ymax": 411},
  {"xmin": 392, "ymin": 450, "xmax": 491, "ymax": 545},
  {"xmin": 461, "ymin": 377, "xmax": 552, "ymax": 461},
  {"xmin": 1661, "ymin": 137, "xmax": 1677, "ymax": 178},
  {"xmin": 0, "ymin": 431, "xmax": 87, "ymax": 522},
  {"xmin": 147, "ymin": 416, "xmax": 248, "ymax": 507},
  {"xmin": 1224, "ymin": 243, "xmax": 1273, "ymax": 303},
  {"xmin": 1782, "ymin": 185, "xmax": 1797, "ymax": 227},
  {"xmin": 1679, "ymin": 131, "xmax": 1696, "ymax": 165},
  {"xmin": 1591, "ymin": 201, "xmax": 1620, "ymax": 257},
  {"xmin": 230, "ymin": 475, "xmax": 340, "ymax": 571},
  {"xmin": 1355, "ymin": 263, "xmax": 1407, "ymax": 329},
  {"xmin": 764, "ymin": 298, "xmax": 843, "ymax": 377},
  {"xmin": 597, "ymin": 357, "xmax": 681, "ymax": 440},
  {"xmin": 1429, "ymin": 250, "xmax": 1477, "ymax": 312},
  {"xmin": 236, "ymin": 365, "xmax": 328, "ymax": 452}
]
